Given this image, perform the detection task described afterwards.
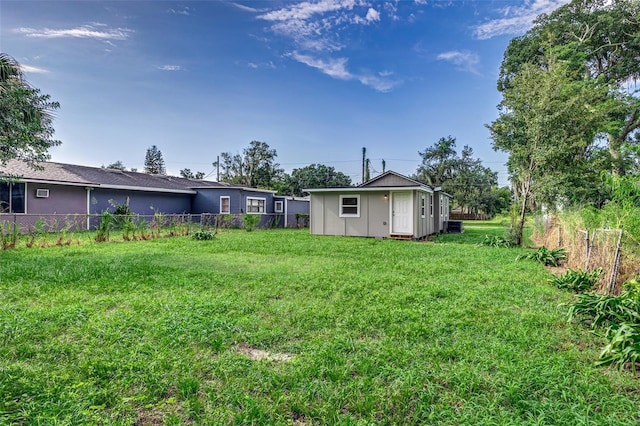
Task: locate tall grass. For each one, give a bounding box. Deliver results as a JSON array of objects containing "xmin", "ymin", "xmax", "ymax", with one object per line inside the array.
[{"xmin": 1, "ymin": 228, "xmax": 640, "ymax": 424}]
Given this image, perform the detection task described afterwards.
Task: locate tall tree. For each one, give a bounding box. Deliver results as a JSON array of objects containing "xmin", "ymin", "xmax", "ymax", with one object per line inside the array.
[
  {"xmin": 498, "ymin": 0, "xmax": 640, "ymax": 175},
  {"xmin": 414, "ymin": 138, "xmax": 505, "ymax": 218},
  {"xmin": 180, "ymin": 168, "xmax": 205, "ymax": 179},
  {"xmin": 0, "ymin": 53, "xmax": 61, "ymax": 170},
  {"xmin": 489, "ymin": 58, "xmax": 609, "ymax": 244},
  {"xmin": 213, "ymin": 141, "xmax": 283, "ymax": 189},
  {"xmin": 279, "ymin": 164, "xmax": 352, "ymax": 196},
  {"xmin": 144, "ymin": 145, "xmax": 166, "ymax": 175},
  {"xmin": 414, "ymin": 136, "xmax": 458, "ymax": 187}
]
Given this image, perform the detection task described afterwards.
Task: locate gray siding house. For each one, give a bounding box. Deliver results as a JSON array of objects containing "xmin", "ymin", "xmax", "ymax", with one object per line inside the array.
[
  {"xmin": 0, "ymin": 160, "xmax": 303, "ymax": 230},
  {"xmin": 306, "ymin": 171, "xmax": 451, "ymax": 239}
]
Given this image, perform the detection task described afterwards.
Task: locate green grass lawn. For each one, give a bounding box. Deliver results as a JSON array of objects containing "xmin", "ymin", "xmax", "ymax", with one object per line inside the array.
[{"xmin": 2, "ymin": 227, "xmax": 640, "ymax": 425}]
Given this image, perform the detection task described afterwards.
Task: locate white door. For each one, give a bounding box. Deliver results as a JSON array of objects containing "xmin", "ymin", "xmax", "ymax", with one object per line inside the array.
[{"xmin": 391, "ymin": 192, "xmax": 413, "ymax": 234}]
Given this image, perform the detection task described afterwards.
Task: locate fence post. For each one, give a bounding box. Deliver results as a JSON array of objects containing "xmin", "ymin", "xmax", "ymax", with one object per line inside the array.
[{"xmin": 608, "ymin": 230, "xmax": 623, "ymax": 294}]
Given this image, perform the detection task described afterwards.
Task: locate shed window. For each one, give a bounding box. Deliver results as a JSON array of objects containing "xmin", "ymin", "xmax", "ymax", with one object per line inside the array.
[
  {"xmin": 429, "ymin": 194, "xmax": 434, "ymax": 217},
  {"xmin": 420, "ymin": 194, "xmax": 426, "ymax": 218},
  {"xmin": 274, "ymin": 200, "xmax": 283, "ymax": 213},
  {"xmin": 0, "ymin": 182, "xmax": 25, "ymax": 214},
  {"xmin": 246, "ymin": 197, "xmax": 265, "ymax": 213},
  {"xmin": 339, "ymin": 195, "xmax": 360, "ymax": 217}
]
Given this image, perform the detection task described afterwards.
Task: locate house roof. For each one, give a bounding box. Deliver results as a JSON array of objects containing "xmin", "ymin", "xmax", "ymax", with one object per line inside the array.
[
  {"xmin": 304, "ymin": 170, "xmax": 434, "ymax": 193},
  {"xmin": 0, "ymin": 160, "xmax": 275, "ymax": 194}
]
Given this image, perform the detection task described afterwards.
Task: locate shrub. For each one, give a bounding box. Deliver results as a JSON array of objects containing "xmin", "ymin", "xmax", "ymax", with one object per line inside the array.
[
  {"xmin": 479, "ymin": 234, "xmax": 516, "ymax": 248},
  {"xmin": 243, "ymin": 214, "xmax": 260, "ymax": 232},
  {"xmin": 95, "ymin": 211, "xmax": 113, "ymax": 242},
  {"xmin": 517, "ymin": 246, "xmax": 566, "ymax": 266},
  {"xmin": 192, "ymin": 229, "xmax": 216, "ymax": 241},
  {"xmin": 568, "ymin": 279, "xmax": 640, "ymax": 372},
  {"xmin": 0, "ymin": 221, "xmax": 19, "ymax": 250},
  {"xmin": 551, "ymin": 268, "xmax": 602, "ymax": 293}
]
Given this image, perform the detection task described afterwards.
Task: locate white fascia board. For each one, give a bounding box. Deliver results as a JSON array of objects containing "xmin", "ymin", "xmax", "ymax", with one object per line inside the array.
[
  {"xmin": 20, "ymin": 178, "xmax": 98, "ymax": 188},
  {"xmin": 97, "ymin": 184, "xmax": 197, "ymax": 194},
  {"xmin": 305, "ymin": 186, "xmax": 433, "ymax": 194}
]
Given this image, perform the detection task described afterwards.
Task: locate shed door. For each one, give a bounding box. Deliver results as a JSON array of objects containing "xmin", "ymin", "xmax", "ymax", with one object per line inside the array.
[{"xmin": 391, "ymin": 192, "xmax": 413, "ymax": 234}]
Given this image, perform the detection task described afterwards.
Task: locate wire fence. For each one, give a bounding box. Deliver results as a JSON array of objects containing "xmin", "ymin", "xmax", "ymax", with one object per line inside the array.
[
  {"xmin": 533, "ymin": 215, "xmax": 627, "ymax": 293},
  {"xmin": 0, "ymin": 212, "xmax": 309, "ymax": 234}
]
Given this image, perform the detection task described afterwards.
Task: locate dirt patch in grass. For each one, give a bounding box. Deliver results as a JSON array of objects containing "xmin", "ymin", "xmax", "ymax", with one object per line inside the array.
[{"xmin": 234, "ymin": 343, "xmax": 294, "ymax": 362}]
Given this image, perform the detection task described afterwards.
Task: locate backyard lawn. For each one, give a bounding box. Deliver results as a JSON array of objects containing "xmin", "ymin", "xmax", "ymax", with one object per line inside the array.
[{"xmin": 1, "ymin": 226, "xmax": 640, "ymax": 424}]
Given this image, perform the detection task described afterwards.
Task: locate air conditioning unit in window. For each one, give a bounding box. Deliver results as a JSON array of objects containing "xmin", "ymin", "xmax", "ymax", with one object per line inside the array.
[{"xmin": 36, "ymin": 188, "xmax": 50, "ymax": 198}]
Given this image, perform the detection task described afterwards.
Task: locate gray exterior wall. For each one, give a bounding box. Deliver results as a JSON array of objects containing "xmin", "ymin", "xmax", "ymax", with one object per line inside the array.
[
  {"xmin": 310, "ymin": 191, "xmax": 390, "ymax": 238},
  {"xmin": 27, "ymin": 182, "xmax": 89, "ymax": 215},
  {"xmin": 90, "ymin": 188, "xmax": 192, "ymax": 215},
  {"xmin": 2, "ymin": 182, "xmax": 90, "ymax": 231},
  {"xmin": 365, "ymin": 174, "xmax": 417, "ymax": 187}
]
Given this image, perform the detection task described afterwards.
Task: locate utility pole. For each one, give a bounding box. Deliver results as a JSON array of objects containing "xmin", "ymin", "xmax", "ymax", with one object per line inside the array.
[
  {"xmin": 216, "ymin": 155, "xmax": 220, "ymax": 181},
  {"xmin": 361, "ymin": 147, "xmax": 366, "ymax": 183}
]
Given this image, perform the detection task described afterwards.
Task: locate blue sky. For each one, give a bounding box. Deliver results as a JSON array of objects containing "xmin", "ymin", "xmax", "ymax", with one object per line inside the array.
[{"xmin": 1, "ymin": 0, "xmax": 569, "ymax": 185}]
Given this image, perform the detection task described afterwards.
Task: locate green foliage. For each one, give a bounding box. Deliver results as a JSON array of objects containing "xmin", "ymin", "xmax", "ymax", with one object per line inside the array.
[
  {"xmin": 95, "ymin": 211, "xmax": 113, "ymax": 242},
  {"xmin": 478, "ymin": 234, "xmax": 516, "ymax": 248},
  {"xmin": 192, "ymin": 229, "xmax": 216, "ymax": 240},
  {"xmin": 568, "ymin": 279, "xmax": 640, "ymax": 372},
  {"xmin": 517, "ymin": 246, "xmax": 566, "ymax": 266},
  {"xmin": 214, "ymin": 141, "xmax": 283, "ymax": 189},
  {"xmin": 0, "ymin": 53, "xmax": 61, "ymax": 168},
  {"xmin": 295, "ymin": 213, "xmax": 310, "ymax": 228},
  {"xmin": 143, "ymin": 145, "xmax": 166, "ymax": 175},
  {"xmin": 242, "ymin": 214, "xmax": 260, "ymax": 231},
  {"xmin": 414, "ymin": 138, "xmax": 506, "ymax": 217},
  {"xmin": 551, "ymin": 268, "xmax": 602, "ymax": 293},
  {"xmin": 0, "ymin": 220, "xmax": 18, "ymax": 249},
  {"xmin": 279, "ymin": 164, "xmax": 352, "ymax": 196}
]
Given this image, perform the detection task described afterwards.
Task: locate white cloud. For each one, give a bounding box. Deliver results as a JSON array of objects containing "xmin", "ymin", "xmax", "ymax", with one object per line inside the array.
[
  {"xmin": 248, "ymin": 61, "xmax": 276, "ymax": 69},
  {"xmin": 473, "ymin": 0, "xmax": 570, "ymax": 40},
  {"xmin": 437, "ymin": 50, "xmax": 480, "ymax": 74},
  {"xmin": 14, "ymin": 24, "xmax": 132, "ymax": 41},
  {"xmin": 169, "ymin": 7, "xmax": 190, "ymax": 16},
  {"xmin": 255, "ymin": 1, "xmax": 400, "ymax": 92},
  {"xmin": 232, "ymin": 3, "xmax": 267, "ymax": 13},
  {"xmin": 366, "ymin": 8, "xmax": 380, "ymax": 22},
  {"xmin": 20, "ymin": 64, "xmax": 49, "ymax": 74},
  {"xmin": 290, "ymin": 51, "xmax": 400, "ymax": 92},
  {"xmin": 291, "ymin": 52, "xmax": 351, "ymax": 80},
  {"xmin": 158, "ymin": 65, "xmax": 183, "ymax": 71}
]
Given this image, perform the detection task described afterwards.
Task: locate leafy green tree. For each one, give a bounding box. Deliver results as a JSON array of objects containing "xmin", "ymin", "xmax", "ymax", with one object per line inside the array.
[
  {"xmin": 105, "ymin": 161, "xmax": 126, "ymax": 171},
  {"xmin": 279, "ymin": 164, "xmax": 352, "ymax": 196},
  {"xmin": 414, "ymin": 137, "xmax": 505, "ymax": 218},
  {"xmin": 213, "ymin": 141, "xmax": 283, "ymax": 189},
  {"xmin": 489, "ymin": 58, "xmax": 609, "ymax": 244},
  {"xmin": 0, "ymin": 53, "xmax": 60, "ymax": 170},
  {"xmin": 498, "ymin": 0, "xmax": 640, "ymax": 175},
  {"xmin": 144, "ymin": 145, "xmax": 166, "ymax": 175},
  {"xmin": 180, "ymin": 168, "xmax": 205, "ymax": 179},
  {"xmin": 414, "ymin": 136, "xmax": 458, "ymax": 187}
]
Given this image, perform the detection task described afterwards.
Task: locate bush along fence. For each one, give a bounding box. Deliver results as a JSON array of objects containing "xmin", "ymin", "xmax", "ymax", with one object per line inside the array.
[
  {"xmin": 532, "ymin": 215, "xmax": 630, "ymax": 294},
  {"xmin": 0, "ymin": 212, "xmax": 309, "ymax": 250}
]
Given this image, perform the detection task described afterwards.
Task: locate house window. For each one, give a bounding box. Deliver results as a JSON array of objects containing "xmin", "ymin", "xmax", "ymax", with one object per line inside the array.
[
  {"xmin": 0, "ymin": 182, "xmax": 26, "ymax": 214},
  {"xmin": 339, "ymin": 194, "xmax": 360, "ymax": 217},
  {"xmin": 220, "ymin": 196, "xmax": 230, "ymax": 214},
  {"xmin": 246, "ymin": 197, "xmax": 265, "ymax": 213},
  {"xmin": 274, "ymin": 200, "xmax": 283, "ymax": 213},
  {"xmin": 420, "ymin": 194, "xmax": 426, "ymax": 218}
]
